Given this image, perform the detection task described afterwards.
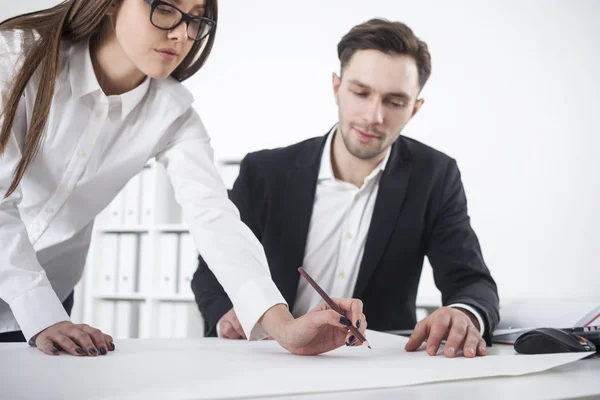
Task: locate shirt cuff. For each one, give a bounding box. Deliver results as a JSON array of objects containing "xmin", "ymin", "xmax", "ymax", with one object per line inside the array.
[
  {"xmin": 9, "ymin": 286, "xmax": 71, "ymax": 343},
  {"xmin": 216, "ymin": 315, "xmax": 223, "ymax": 338},
  {"xmin": 448, "ymin": 303, "xmax": 485, "ymax": 336},
  {"xmin": 233, "ymin": 276, "xmax": 288, "ymax": 341}
]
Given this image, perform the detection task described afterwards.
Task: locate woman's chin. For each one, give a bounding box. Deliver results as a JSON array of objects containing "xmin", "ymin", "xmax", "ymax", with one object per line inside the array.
[{"xmin": 143, "ymin": 65, "xmax": 177, "ymax": 80}]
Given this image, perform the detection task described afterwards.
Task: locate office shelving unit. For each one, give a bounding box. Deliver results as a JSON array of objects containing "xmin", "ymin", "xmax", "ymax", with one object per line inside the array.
[{"xmin": 76, "ymin": 160, "xmax": 240, "ymax": 339}]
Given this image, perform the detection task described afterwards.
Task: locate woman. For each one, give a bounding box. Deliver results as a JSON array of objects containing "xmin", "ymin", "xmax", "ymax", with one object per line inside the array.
[{"xmin": 0, "ymin": 0, "xmax": 366, "ymax": 356}]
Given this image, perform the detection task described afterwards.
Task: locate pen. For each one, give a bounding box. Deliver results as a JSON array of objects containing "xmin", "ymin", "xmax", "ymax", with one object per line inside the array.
[{"xmin": 298, "ymin": 267, "xmax": 371, "ymax": 349}]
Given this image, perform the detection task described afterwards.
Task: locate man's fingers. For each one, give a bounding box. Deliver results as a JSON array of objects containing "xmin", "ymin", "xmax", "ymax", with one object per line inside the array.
[
  {"xmin": 220, "ymin": 321, "xmax": 234, "ymax": 338},
  {"xmin": 230, "ymin": 315, "xmax": 247, "ymax": 339},
  {"xmin": 425, "ymin": 320, "xmax": 450, "ymax": 356},
  {"xmin": 462, "ymin": 326, "xmax": 481, "ymax": 358},
  {"xmin": 405, "ymin": 321, "xmax": 428, "ymax": 351},
  {"xmin": 220, "ymin": 321, "xmax": 243, "ymax": 339},
  {"xmin": 444, "ymin": 320, "xmax": 468, "ymax": 358},
  {"xmin": 477, "ymin": 338, "xmax": 487, "ymax": 356}
]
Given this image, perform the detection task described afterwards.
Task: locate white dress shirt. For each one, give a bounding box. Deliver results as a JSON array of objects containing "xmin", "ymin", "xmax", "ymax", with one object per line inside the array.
[
  {"xmin": 291, "ymin": 128, "xmax": 485, "ymax": 334},
  {"xmin": 0, "ymin": 30, "xmax": 285, "ymax": 341}
]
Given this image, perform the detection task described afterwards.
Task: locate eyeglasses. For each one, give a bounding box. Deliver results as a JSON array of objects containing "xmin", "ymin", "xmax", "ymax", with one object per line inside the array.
[{"xmin": 143, "ymin": 0, "xmax": 216, "ymax": 42}]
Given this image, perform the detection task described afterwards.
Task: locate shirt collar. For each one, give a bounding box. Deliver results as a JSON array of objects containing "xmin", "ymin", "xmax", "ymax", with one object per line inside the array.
[
  {"xmin": 69, "ymin": 40, "xmax": 101, "ymax": 100},
  {"xmin": 318, "ymin": 125, "xmax": 392, "ymax": 183},
  {"xmin": 318, "ymin": 126, "xmax": 337, "ymax": 181},
  {"xmin": 119, "ymin": 77, "xmax": 151, "ymax": 120},
  {"xmin": 69, "ymin": 40, "xmax": 151, "ymax": 120}
]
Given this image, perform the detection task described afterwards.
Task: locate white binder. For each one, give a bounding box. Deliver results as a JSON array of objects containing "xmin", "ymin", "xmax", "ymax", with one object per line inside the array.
[
  {"xmin": 140, "ymin": 167, "xmax": 154, "ymax": 226},
  {"xmin": 177, "ymin": 233, "xmax": 198, "ymax": 296},
  {"xmin": 123, "ymin": 174, "xmax": 142, "ymax": 226},
  {"xmin": 173, "ymin": 303, "xmax": 189, "ymax": 338},
  {"xmin": 158, "ymin": 302, "xmax": 174, "ymax": 338},
  {"xmin": 94, "ymin": 300, "xmax": 115, "ymax": 336},
  {"xmin": 158, "ymin": 233, "xmax": 179, "ymax": 296},
  {"xmin": 116, "ymin": 234, "xmax": 138, "ymax": 293},
  {"xmin": 138, "ymin": 233, "xmax": 153, "ymax": 294},
  {"xmin": 98, "ymin": 234, "xmax": 119, "ymax": 294},
  {"xmin": 107, "ymin": 189, "xmax": 125, "ymax": 226},
  {"xmin": 114, "ymin": 301, "xmax": 140, "ymax": 339}
]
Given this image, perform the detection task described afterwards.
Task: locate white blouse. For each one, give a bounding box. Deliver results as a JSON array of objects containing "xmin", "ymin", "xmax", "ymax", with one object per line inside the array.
[{"xmin": 0, "ymin": 30, "xmax": 285, "ymax": 341}]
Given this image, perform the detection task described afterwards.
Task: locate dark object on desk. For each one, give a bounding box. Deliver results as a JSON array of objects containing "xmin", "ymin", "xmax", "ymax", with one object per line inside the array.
[
  {"xmin": 384, "ymin": 329, "xmax": 414, "ymax": 337},
  {"xmin": 563, "ymin": 326, "xmax": 600, "ymax": 348},
  {"xmin": 514, "ymin": 327, "xmax": 596, "ymax": 355}
]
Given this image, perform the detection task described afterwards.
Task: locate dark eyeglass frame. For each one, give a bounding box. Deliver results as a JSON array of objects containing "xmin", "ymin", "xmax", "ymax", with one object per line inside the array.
[{"xmin": 143, "ymin": 0, "xmax": 216, "ymax": 42}]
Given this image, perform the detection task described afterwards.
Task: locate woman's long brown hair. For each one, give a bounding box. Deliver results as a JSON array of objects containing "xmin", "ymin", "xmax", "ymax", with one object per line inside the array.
[{"xmin": 0, "ymin": 0, "xmax": 218, "ymax": 198}]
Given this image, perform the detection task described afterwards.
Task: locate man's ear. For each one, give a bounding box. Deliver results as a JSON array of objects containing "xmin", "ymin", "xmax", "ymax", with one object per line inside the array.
[
  {"xmin": 411, "ymin": 98, "xmax": 425, "ymax": 118},
  {"xmin": 332, "ymin": 72, "xmax": 341, "ymax": 106}
]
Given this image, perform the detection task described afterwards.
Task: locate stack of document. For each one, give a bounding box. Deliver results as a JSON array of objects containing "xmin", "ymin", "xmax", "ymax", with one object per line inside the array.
[{"xmin": 493, "ymin": 301, "xmax": 600, "ymax": 344}]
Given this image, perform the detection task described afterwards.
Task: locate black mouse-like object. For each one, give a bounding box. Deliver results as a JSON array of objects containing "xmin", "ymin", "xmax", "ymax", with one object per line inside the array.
[{"xmin": 514, "ymin": 327, "xmax": 596, "ymax": 355}]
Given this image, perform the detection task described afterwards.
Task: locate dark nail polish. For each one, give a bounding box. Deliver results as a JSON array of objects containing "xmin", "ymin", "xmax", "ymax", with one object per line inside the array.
[
  {"xmin": 356, "ymin": 320, "xmax": 361, "ymax": 328},
  {"xmin": 339, "ymin": 316, "xmax": 352, "ymax": 326},
  {"xmin": 345, "ymin": 335, "xmax": 357, "ymax": 346},
  {"xmin": 100, "ymin": 347, "xmax": 107, "ymax": 355},
  {"xmin": 110, "ymin": 342, "xmax": 115, "ymax": 350},
  {"xmin": 75, "ymin": 348, "xmax": 85, "ymax": 355},
  {"xmin": 51, "ymin": 348, "xmax": 58, "ymax": 354},
  {"xmin": 89, "ymin": 348, "xmax": 97, "ymax": 355}
]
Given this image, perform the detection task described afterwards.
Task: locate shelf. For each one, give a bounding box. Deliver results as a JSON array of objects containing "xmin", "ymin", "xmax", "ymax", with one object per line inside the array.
[
  {"xmin": 153, "ymin": 295, "xmax": 195, "ymax": 302},
  {"xmin": 93, "ymin": 293, "xmax": 147, "ymax": 301},
  {"xmin": 85, "ymin": 164, "xmax": 204, "ymax": 339},
  {"xmin": 155, "ymin": 224, "xmax": 189, "ymax": 232},
  {"xmin": 95, "ymin": 224, "xmax": 190, "ymax": 233},
  {"xmin": 96, "ymin": 226, "xmax": 150, "ymax": 233}
]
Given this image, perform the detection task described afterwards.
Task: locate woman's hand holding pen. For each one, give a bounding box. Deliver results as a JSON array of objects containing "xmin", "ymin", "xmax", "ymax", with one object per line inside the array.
[
  {"xmin": 259, "ymin": 299, "xmax": 367, "ymax": 356},
  {"xmin": 29, "ymin": 321, "xmax": 115, "ymax": 356}
]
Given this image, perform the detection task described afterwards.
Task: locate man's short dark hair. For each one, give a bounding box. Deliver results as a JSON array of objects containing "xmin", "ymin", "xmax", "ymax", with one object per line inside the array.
[{"xmin": 338, "ymin": 18, "xmax": 432, "ymax": 90}]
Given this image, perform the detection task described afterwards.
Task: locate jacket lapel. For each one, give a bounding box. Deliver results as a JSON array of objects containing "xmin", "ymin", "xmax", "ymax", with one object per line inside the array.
[
  {"xmin": 353, "ymin": 139, "xmax": 412, "ymax": 298},
  {"xmin": 275, "ymin": 135, "xmax": 328, "ymax": 307}
]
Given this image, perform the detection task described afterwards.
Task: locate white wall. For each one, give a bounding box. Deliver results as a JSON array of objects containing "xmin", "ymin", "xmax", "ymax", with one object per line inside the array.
[{"xmin": 3, "ymin": 1, "xmax": 600, "ymax": 305}]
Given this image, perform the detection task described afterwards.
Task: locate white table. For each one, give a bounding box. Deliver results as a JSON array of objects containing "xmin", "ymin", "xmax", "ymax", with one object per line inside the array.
[
  {"xmin": 1, "ymin": 337, "xmax": 598, "ymax": 400},
  {"xmin": 277, "ymin": 356, "xmax": 600, "ymax": 400}
]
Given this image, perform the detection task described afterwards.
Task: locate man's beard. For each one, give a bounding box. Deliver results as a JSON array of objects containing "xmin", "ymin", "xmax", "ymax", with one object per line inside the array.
[{"xmin": 340, "ymin": 123, "xmax": 388, "ymax": 160}]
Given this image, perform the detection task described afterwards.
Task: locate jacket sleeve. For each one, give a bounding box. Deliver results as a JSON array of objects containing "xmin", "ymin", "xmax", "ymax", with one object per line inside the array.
[{"xmin": 427, "ymin": 159, "xmax": 500, "ymax": 345}]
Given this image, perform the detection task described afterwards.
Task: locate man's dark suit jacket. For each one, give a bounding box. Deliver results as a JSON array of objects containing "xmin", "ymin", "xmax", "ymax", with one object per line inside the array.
[{"xmin": 192, "ymin": 130, "xmax": 500, "ymax": 344}]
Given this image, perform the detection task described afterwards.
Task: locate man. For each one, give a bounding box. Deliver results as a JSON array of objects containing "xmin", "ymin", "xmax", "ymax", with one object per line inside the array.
[{"xmin": 193, "ymin": 18, "xmax": 499, "ymax": 358}]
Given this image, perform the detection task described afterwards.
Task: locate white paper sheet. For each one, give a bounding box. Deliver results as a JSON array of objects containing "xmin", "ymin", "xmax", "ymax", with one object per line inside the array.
[{"xmin": 0, "ymin": 330, "xmax": 593, "ymax": 400}]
